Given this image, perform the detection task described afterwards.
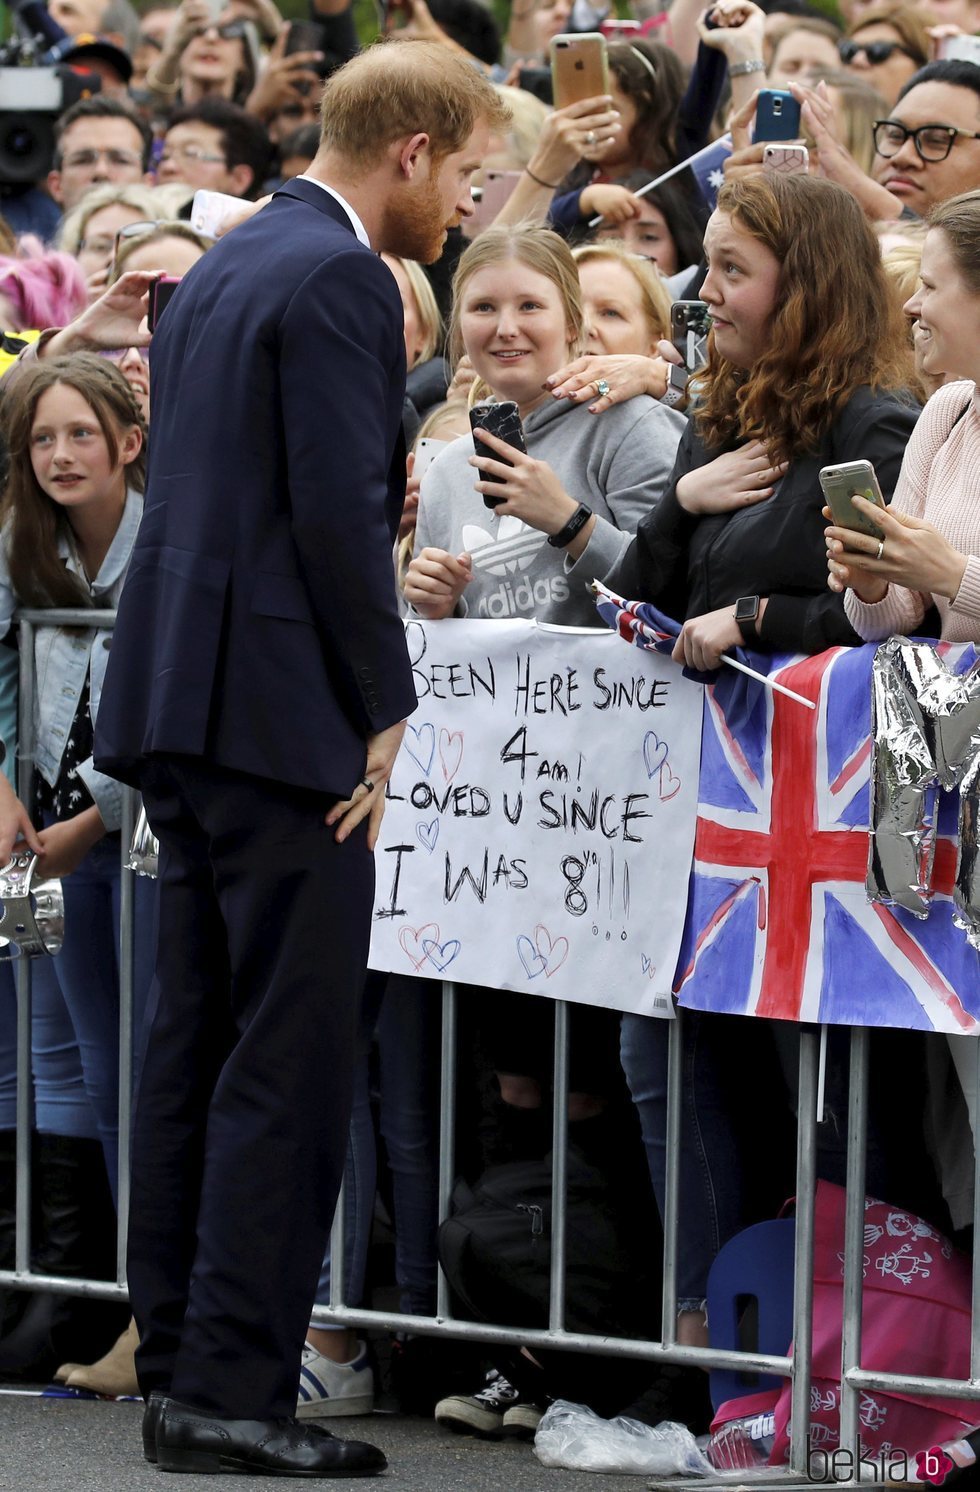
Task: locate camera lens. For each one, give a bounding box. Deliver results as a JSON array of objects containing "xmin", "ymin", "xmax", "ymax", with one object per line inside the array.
[
  {"xmin": 0, "ymin": 113, "xmax": 55, "ymax": 185},
  {"xmin": 7, "ymin": 126, "xmax": 34, "ymax": 157}
]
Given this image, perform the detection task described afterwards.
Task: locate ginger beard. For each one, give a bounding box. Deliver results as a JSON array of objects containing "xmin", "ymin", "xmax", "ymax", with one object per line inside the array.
[{"xmin": 382, "ymin": 156, "xmax": 459, "ymax": 265}]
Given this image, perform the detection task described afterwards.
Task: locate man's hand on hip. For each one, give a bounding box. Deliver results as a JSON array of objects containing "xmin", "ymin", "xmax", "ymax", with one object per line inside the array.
[{"xmin": 326, "ymin": 720, "xmax": 408, "ymax": 850}]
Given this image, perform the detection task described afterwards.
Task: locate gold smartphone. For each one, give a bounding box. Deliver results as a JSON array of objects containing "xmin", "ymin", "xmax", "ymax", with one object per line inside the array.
[
  {"xmin": 819, "ymin": 460, "xmax": 886, "ymax": 540},
  {"xmin": 550, "ymin": 33, "xmax": 609, "ymax": 110}
]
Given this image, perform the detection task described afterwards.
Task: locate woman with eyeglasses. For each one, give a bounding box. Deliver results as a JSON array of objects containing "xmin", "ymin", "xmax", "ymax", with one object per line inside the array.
[
  {"xmin": 56, "ymin": 184, "xmax": 160, "ymax": 303},
  {"xmin": 840, "ymin": 4, "xmax": 929, "ymax": 107},
  {"xmin": 145, "ymin": 0, "xmax": 258, "ymax": 106}
]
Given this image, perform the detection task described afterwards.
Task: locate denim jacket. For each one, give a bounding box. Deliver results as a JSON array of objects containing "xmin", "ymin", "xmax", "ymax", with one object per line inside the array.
[{"xmin": 0, "ymin": 490, "xmax": 142, "ymax": 832}]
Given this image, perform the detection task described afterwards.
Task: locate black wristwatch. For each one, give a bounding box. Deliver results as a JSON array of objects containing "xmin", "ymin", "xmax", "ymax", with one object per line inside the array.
[
  {"xmin": 734, "ymin": 594, "xmax": 761, "ymax": 644},
  {"xmin": 548, "ymin": 503, "xmax": 593, "ymax": 549}
]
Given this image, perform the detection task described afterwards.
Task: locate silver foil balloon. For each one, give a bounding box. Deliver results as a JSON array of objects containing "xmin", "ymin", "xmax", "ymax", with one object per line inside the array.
[
  {"xmin": 867, "ymin": 641, "xmax": 937, "ymax": 916},
  {"xmin": 127, "ymin": 804, "xmax": 159, "ymax": 878},
  {"xmin": 0, "ymin": 851, "xmax": 64, "ymax": 958},
  {"xmin": 867, "ymin": 638, "xmax": 980, "ymax": 948}
]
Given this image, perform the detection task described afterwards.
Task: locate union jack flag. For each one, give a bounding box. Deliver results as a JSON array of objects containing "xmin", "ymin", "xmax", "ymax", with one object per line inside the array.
[{"xmin": 595, "ymin": 588, "xmax": 980, "ymax": 1034}]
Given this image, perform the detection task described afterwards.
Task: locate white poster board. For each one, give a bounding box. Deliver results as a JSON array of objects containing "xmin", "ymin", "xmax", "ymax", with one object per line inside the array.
[{"xmin": 368, "ymin": 619, "xmax": 703, "ymax": 1017}]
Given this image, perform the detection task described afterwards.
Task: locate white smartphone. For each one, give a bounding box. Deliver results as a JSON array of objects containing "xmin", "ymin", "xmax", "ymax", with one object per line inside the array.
[
  {"xmin": 413, "ymin": 437, "xmax": 449, "ymax": 481},
  {"xmin": 190, "ymin": 189, "xmax": 247, "ymax": 239},
  {"xmin": 938, "ymin": 34, "xmax": 980, "ymax": 64}
]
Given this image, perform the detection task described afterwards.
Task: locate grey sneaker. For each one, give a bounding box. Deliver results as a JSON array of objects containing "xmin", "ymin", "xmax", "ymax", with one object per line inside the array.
[
  {"xmin": 434, "ymin": 1370, "xmax": 522, "ymax": 1438},
  {"xmin": 501, "ymin": 1401, "xmax": 544, "ymax": 1440}
]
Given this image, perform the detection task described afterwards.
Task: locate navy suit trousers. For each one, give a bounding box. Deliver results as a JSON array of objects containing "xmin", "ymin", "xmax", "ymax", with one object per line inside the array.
[{"xmin": 129, "ymin": 755, "xmax": 373, "ymax": 1418}]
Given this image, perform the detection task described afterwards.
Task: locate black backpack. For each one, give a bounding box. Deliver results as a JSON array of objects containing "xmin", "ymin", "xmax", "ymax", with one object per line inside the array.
[{"xmin": 437, "ymin": 1148, "xmax": 659, "ymax": 1341}]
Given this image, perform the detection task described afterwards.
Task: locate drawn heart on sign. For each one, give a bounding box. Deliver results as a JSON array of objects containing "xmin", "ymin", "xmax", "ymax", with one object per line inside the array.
[
  {"xmin": 640, "ymin": 954, "xmax": 656, "ymax": 980},
  {"xmin": 517, "ymin": 936, "xmax": 546, "ymax": 979},
  {"xmin": 405, "ymin": 619, "xmax": 427, "ymax": 667},
  {"xmin": 416, "ymin": 818, "xmax": 439, "ymax": 854},
  {"xmin": 439, "ymin": 728, "xmax": 463, "ymax": 783},
  {"xmin": 643, "ymin": 732, "xmax": 668, "ymax": 779},
  {"xmin": 421, "ymin": 936, "xmax": 461, "ymax": 973},
  {"xmin": 658, "ymin": 762, "xmax": 681, "ymax": 802},
  {"xmin": 399, "ymin": 923, "xmax": 441, "ymax": 973},
  {"xmin": 403, "ymin": 722, "xmax": 435, "ymax": 777},
  {"xmin": 517, "ymin": 923, "xmax": 569, "ymax": 980}
]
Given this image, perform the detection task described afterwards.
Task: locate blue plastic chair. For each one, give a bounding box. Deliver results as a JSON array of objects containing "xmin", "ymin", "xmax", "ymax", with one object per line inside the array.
[{"xmin": 706, "ymin": 1217, "xmax": 796, "ymax": 1410}]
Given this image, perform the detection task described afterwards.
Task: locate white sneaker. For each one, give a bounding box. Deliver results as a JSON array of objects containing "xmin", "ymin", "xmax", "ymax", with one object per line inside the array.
[{"xmin": 296, "ymin": 1341, "xmax": 375, "ymax": 1418}]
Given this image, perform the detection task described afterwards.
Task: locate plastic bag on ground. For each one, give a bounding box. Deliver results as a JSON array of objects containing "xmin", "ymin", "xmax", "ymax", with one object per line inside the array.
[{"xmin": 533, "ymin": 1399, "xmax": 712, "ymax": 1475}]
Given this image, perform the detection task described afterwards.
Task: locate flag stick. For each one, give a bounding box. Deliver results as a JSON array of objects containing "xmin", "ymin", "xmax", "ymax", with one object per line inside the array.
[
  {"xmin": 720, "ymin": 653, "xmax": 816, "ymax": 710},
  {"xmin": 587, "ymin": 134, "xmax": 732, "ymax": 227},
  {"xmin": 590, "ymin": 580, "xmax": 817, "ymax": 709}
]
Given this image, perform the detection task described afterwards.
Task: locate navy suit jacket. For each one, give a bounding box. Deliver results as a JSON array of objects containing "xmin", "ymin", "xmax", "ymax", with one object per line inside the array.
[{"xmin": 95, "ymin": 179, "xmax": 417, "ymax": 796}]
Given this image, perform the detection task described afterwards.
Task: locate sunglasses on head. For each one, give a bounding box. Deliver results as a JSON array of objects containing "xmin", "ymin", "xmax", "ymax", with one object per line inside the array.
[{"xmin": 838, "ymin": 38, "xmax": 916, "ymax": 64}]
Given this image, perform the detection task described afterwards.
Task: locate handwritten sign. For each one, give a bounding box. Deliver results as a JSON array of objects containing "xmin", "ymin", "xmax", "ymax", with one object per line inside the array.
[{"xmin": 368, "ymin": 619, "xmax": 703, "ymax": 1017}]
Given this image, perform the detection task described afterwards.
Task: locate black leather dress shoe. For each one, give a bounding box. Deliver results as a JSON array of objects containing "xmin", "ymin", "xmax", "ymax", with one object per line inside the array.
[
  {"xmin": 156, "ymin": 1399, "xmax": 388, "ymax": 1477},
  {"xmin": 142, "ymin": 1391, "xmax": 169, "ymax": 1464}
]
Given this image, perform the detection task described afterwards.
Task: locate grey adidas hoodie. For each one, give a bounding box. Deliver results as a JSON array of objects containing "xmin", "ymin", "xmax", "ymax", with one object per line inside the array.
[{"xmin": 413, "ymin": 393, "xmax": 686, "ymax": 626}]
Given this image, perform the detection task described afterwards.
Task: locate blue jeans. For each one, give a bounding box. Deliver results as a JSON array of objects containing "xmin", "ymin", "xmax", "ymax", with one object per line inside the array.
[
  {"xmin": 315, "ymin": 971, "xmax": 440, "ymax": 1324},
  {"xmin": 620, "ymin": 1008, "xmax": 779, "ymax": 1311},
  {"xmin": 0, "ymin": 958, "xmax": 101, "ymax": 1140},
  {"xmin": 28, "ymin": 830, "xmax": 155, "ymax": 1204}
]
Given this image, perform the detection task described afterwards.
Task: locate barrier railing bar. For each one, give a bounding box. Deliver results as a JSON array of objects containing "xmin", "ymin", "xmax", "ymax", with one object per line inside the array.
[
  {"xmin": 435, "ymin": 981, "xmax": 457, "ymax": 1323},
  {"xmin": 660, "ymin": 1008, "xmax": 681, "ymax": 1349},
  {"xmin": 13, "ymin": 617, "xmax": 37, "ymax": 1278},
  {"xmin": 548, "ymin": 999, "xmax": 569, "ymax": 1333},
  {"xmin": 116, "ymin": 786, "xmax": 136, "ymax": 1284},
  {"xmin": 966, "ymin": 1038, "xmax": 972, "ymax": 1372},
  {"xmin": 838, "ymin": 1027, "xmax": 869, "ymax": 1466},
  {"xmin": 11, "ymin": 606, "xmax": 980, "ymax": 1452},
  {"xmin": 788, "ymin": 1028, "xmax": 819, "ymax": 1476},
  {"xmin": 846, "ymin": 1366, "xmax": 980, "ymax": 1402},
  {"xmin": 329, "ymin": 1176, "xmax": 346, "ymax": 1313},
  {"xmin": 15, "ymin": 609, "xmax": 117, "ymax": 628}
]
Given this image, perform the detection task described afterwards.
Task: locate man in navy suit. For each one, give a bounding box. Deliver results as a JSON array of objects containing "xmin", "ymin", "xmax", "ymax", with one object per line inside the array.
[{"xmin": 95, "ymin": 39, "xmax": 508, "ymax": 1477}]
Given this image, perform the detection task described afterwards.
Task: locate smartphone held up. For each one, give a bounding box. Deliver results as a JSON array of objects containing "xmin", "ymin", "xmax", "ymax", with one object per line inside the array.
[
  {"xmin": 667, "ymin": 300, "xmax": 711, "ymax": 401},
  {"xmin": 469, "ymin": 401, "xmax": 527, "ymax": 509},
  {"xmin": 147, "ymin": 275, "xmax": 181, "ymax": 333},
  {"xmin": 819, "ymin": 460, "xmax": 887, "ymax": 539},
  {"xmin": 550, "ymin": 32, "xmax": 609, "ymax": 110}
]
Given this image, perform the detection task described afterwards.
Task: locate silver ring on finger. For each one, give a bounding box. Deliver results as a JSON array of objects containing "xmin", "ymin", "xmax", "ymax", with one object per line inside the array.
[
  {"xmin": 584, "ymin": 130, "xmax": 597, "ymax": 146},
  {"xmin": 875, "ymin": 540, "xmax": 885, "ymax": 561}
]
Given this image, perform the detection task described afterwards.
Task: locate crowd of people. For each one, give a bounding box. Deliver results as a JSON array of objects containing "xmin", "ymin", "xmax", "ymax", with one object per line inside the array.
[{"xmin": 1, "ymin": 0, "xmax": 980, "ymax": 1473}]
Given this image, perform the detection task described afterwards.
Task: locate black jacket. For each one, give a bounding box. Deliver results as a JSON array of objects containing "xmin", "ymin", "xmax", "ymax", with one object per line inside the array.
[{"xmin": 609, "ymin": 385, "xmax": 920, "ymax": 655}]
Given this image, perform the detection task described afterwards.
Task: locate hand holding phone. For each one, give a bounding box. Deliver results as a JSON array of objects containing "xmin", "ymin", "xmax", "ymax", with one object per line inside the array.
[
  {"xmin": 819, "ymin": 460, "xmax": 886, "ymax": 539},
  {"xmin": 469, "ymin": 401, "xmax": 527, "ymax": 508}
]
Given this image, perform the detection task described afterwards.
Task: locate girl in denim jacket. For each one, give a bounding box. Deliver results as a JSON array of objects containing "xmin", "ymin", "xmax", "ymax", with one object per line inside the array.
[{"xmin": 0, "ymin": 353, "xmax": 154, "ymax": 1215}]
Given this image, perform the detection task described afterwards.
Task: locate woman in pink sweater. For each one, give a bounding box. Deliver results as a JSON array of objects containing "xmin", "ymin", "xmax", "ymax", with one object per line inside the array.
[
  {"xmin": 825, "ymin": 188, "xmax": 980, "ymax": 639},
  {"xmin": 826, "ymin": 189, "xmax": 980, "ymax": 1228}
]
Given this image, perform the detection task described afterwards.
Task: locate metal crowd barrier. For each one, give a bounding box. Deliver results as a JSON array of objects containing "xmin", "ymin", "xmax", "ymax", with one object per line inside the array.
[{"xmin": 1, "ymin": 608, "xmax": 978, "ymax": 1485}]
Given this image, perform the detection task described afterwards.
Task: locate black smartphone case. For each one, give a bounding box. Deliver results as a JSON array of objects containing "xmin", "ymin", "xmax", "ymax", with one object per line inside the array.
[{"xmin": 469, "ymin": 402, "xmax": 527, "ymax": 507}]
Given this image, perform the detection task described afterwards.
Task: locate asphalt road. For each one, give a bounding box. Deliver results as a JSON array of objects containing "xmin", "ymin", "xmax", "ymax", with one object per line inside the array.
[{"xmin": 0, "ymin": 1392, "xmax": 656, "ymax": 1492}]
